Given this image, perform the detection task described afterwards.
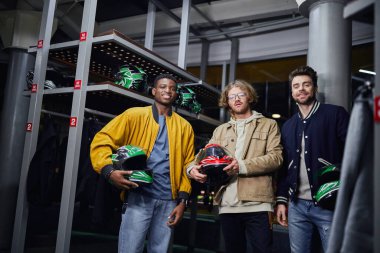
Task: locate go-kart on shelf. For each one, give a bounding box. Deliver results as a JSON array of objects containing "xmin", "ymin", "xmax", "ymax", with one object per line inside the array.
[{"xmin": 28, "ymin": 30, "xmax": 222, "ymax": 128}]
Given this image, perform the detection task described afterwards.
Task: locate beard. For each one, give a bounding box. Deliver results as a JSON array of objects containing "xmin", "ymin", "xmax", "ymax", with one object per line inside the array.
[
  {"xmin": 230, "ymin": 103, "xmax": 251, "ymax": 116},
  {"xmin": 294, "ymin": 93, "xmax": 316, "ymax": 106}
]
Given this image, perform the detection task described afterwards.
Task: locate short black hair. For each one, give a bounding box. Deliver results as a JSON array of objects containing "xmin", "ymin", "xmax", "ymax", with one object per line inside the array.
[
  {"xmin": 289, "ymin": 66, "xmax": 318, "ymax": 87},
  {"xmin": 153, "ymin": 74, "xmax": 177, "ymax": 87}
]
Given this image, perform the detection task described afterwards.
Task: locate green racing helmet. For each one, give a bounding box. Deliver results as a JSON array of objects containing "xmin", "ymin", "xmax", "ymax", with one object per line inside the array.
[
  {"xmin": 175, "ymin": 84, "xmax": 202, "ymax": 114},
  {"xmin": 126, "ymin": 169, "xmax": 153, "ymax": 185},
  {"xmin": 111, "ymin": 145, "xmax": 152, "ymax": 185},
  {"xmin": 114, "ymin": 65, "xmax": 147, "ymax": 92},
  {"xmin": 314, "ymin": 180, "xmax": 339, "ymax": 211},
  {"xmin": 314, "ymin": 161, "xmax": 341, "ymax": 210},
  {"xmin": 317, "ymin": 164, "xmax": 340, "ymax": 184}
]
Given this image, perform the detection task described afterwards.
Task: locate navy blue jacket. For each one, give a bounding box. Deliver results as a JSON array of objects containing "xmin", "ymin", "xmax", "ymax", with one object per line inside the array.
[{"xmin": 276, "ymin": 101, "xmax": 349, "ymax": 205}]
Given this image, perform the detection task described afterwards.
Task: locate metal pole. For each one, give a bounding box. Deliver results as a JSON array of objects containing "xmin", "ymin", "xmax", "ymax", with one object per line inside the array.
[
  {"xmin": 200, "ymin": 40, "xmax": 209, "ymax": 81},
  {"xmin": 187, "ymin": 201, "xmax": 198, "ymax": 253},
  {"xmin": 374, "ymin": 1, "xmax": 380, "ymax": 252},
  {"xmin": 0, "ymin": 49, "xmax": 34, "ymax": 250},
  {"xmin": 307, "ymin": 0, "xmax": 351, "ymax": 109},
  {"xmin": 265, "ymin": 81, "xmax": 269, "ymax": 113},
  {"xmin": 11, "ymin": 0, "xmax": 58, "ymax": 252},
  {"xmin": 288, "ymin": 81, "xmax": 293, "ymax": 117},
  {"xmin": 55, "ymin": 0, "xmax": 98, "ymax": 252},
  {"xmin": 219, "ymin": 62, "xmax": 227, "ymax": 122},
  {"xmin": 144, "ymin": 0, "xmax": 156, "ymax": 50},
  {"xmin": 229, "ymin": 38, "xmax": 239, "ymax": 82},
  {"xmin": 178, "ymin": 0, "xmax": 191, "ymax": 69},
  {"xmin": 41, "ymin": 108, "xmax": 115, "ymax": 120}
]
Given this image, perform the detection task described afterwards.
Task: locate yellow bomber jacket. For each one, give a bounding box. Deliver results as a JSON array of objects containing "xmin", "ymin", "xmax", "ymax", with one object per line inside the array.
[{"xmin": 90, "ymin": 104, "xmax": 194, "ymax": 200}]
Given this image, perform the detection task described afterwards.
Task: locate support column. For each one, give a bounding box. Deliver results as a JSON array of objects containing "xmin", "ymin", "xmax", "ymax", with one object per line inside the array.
[
  {"xmin": 374, "ymin": 1, "xmax": 380, "ymax": 252},
  {"xmin": 220, "ymin": 62, "xmax": 228, "ymax": 122},
  {"xmin": 144, "ymin": 0, "xmax": 156, "ymax": 50},
  {"xmin": 0, "ymin": 48, "xmax": 34, "ymax": 250},
  {"xmin": 299, "ymin": 0, "xmax": 351, "ymax": 109},
  {"xmin": 200, "ymin": 40, "xmax": 209, "ymax": 81},
  {"xmin": 229, "ymin": 38, "xmax": 239, "ymax": 82},
  {"xmin": 11, "ymin": 1, "xmax": 58, "ymax": 251},
  {"xmin": 178, "ymin": 0, "xmax": 191, "ymax": 69}
]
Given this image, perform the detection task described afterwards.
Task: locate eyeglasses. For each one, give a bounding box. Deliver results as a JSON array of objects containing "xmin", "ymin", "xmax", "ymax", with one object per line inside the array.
[{"xmin": 227, "ymin": 92, "xmax": 247, "ymax": 100}]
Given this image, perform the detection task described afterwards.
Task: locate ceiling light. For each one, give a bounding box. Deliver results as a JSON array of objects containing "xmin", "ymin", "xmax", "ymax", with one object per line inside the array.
[
  {"xmin": 359, "ymin": 69, "xmax": 376, "ymax": 75},
  {"xmin": 272, "ymin": 114, "xmax": 281, "ymax": 119}
]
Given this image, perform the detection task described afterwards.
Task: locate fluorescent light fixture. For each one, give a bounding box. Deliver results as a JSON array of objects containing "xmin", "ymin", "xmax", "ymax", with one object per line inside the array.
[
  {"xmin": 359, "ymin": 69, "xmax": 376, "ymax": 75},
  {"xmin": 272, "ymin": 113, "xmax": 281, "ymax": 119}
]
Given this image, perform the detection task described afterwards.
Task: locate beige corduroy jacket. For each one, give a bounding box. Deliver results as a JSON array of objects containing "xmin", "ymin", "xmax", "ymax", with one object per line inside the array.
[{"xmin": 193, "ymin": 114, "xmax": 283, "ymax": 205}]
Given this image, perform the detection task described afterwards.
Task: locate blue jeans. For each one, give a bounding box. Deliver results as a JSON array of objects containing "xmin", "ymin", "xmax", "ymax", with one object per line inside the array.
[
  {"xmin": 118, "ymin": 192, "xmax": 176, "ymax": 253},
  {"xmin": 288, "ymin": 199, "xmax": 333, "ymax": 253}
]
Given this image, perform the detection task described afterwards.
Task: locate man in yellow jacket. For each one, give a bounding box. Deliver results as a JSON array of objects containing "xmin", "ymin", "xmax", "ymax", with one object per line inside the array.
[
  {"xmin": 90, "ymin": 74, "xmax": 194, "ymax": 253},
  {"xmin": 188, "ymin": 79, "xmax": 283, "ymax": 253}
]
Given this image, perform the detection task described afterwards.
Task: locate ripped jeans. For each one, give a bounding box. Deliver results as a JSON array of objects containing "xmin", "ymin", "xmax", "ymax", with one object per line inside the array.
[{"xmin": 288, "ymin": 199, "xmax": 333, "ymax": 253}]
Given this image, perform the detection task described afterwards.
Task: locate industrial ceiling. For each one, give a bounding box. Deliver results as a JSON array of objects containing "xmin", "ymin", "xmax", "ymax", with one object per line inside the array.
[{"xmin": 0, "ymin": 0, "xmax": 375, "ymax": 119}]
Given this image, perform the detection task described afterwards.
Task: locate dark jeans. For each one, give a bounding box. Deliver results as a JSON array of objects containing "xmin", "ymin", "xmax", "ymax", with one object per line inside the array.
[{"xmin": 219, "ymin": 211, "xmax": 272, "ymax": 253}]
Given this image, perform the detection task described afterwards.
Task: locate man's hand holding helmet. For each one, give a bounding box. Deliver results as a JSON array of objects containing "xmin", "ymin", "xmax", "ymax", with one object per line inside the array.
[
  {"xmin": 109, "ymin": 145, "xmax": 152, "ymax": 190},
  {"xmin": 108, "ymin": 170, "xmax": 139, "ymax": 190},
  {"xmin": 189, "ymin": 165, "xmax": 207, "ymax": 183},
  {"xmin": 222, "ymin": 158, "xmax": 239, "ymax": 176},
  {"xmin": 189, "ymin": 144, "xmax": 234, "ymax": 185}
]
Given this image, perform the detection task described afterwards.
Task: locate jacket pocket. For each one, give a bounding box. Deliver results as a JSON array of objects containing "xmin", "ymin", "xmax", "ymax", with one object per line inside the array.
[
  {"xmin": 221, "ymin": 137, "xmax": 235, "ymax": 149},
  {"xmin": 249, "ymin": 131, "xmax": 268, "ymax": 155},
  {"xmin": 252, "ymin": 131, "xmax": 268, "ymax": 140}
]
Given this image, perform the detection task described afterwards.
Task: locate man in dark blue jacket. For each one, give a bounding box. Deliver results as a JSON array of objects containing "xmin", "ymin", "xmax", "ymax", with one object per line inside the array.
[{"xmin": 276, "ymin": 66, "xmax": 349, "ymax": 253}]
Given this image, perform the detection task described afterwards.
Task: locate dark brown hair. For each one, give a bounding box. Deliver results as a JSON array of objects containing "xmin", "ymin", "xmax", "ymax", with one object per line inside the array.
[{"xmin": 289, "ymin": 66, "xmax": 318, "ymax": 87}]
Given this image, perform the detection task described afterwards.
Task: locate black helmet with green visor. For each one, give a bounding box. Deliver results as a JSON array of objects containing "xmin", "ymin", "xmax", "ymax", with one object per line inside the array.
[
  {"xmin": 314, "ymin": 158, "xmax": 341, "ymax": 210},
  {"xmin": 111, "ymin": 145, "xmax": 153, "ymax": 185}
]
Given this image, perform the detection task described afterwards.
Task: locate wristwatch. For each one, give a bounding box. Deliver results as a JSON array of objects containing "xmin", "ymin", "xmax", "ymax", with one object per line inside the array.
[{"xmin": 177, "ymin": 198, "xmax": 188, "ymax": 208}]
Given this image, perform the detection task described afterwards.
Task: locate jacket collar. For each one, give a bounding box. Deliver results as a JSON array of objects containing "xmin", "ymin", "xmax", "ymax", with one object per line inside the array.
[
  {"xmin": 225, "ymin": 111, "xmax": 261, "ymax": 159},
  {"xmin": 228, "ymin": 110, "xmax": 263, "ymax": 125},
  {"xmin": 152, "ymin": 103, "xmax": 173, "ymax": 123},
  {"xmin": 297, "ymin": 100, "xmax": 320, "ymax": 120},
  {"xmin": 226, "ymin": 110, "xmax": 263, "ymax": 129}
]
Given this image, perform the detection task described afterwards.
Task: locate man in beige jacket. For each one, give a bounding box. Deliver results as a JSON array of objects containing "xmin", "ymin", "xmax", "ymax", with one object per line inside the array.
[{"xmin": 188, "ymin": 79, "xmax": 283, "ymax": 253}]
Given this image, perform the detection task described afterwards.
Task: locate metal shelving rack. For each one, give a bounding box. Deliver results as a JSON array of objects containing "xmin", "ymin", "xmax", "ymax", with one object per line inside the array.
[
  {"xmin": 28, "ymin": 30, "xmax": 222, "ymax": 125},
  {"xmin": 11, "ymin": 1, "xmax": 221, "ymax": 253},
  {"xmin": 41, "ymin": 83, "xmax": 221, "ymax": 130}
]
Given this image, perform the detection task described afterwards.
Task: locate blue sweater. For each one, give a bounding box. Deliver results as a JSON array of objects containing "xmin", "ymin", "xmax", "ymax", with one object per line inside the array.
[{"xmin": 276, "ymin": 101, "xmax": 349, "ymax": 205}]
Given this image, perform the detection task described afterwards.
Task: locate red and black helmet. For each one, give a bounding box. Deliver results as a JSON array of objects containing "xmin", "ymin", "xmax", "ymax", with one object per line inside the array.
[{"xmin": 195, "ymin": 144, "xmax": 233, "ymax": 186}]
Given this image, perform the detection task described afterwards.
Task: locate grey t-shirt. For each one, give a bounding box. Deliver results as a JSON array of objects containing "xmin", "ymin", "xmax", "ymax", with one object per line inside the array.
[
  {"xmin": 137, "ymin": 115, "xmax": 172, "ymax": 200},
  {"xmin": 297, "ymin": 132, "xmax": 312, "ymax": 200}
]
